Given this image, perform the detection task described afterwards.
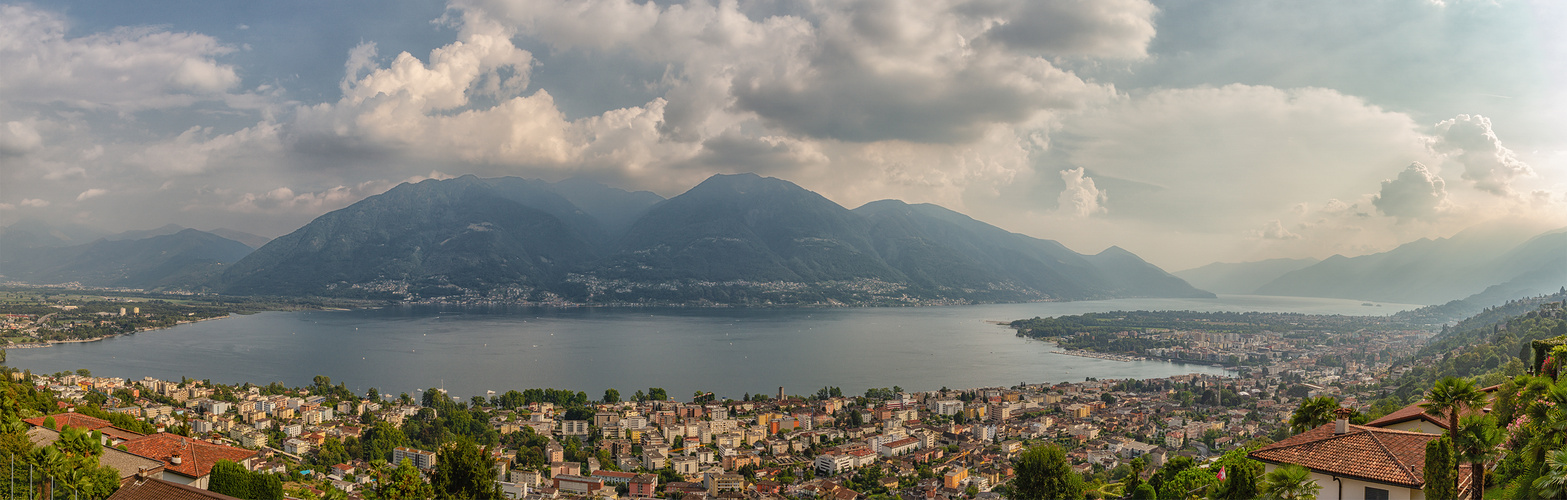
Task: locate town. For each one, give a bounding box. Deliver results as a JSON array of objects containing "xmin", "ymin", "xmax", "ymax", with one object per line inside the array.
[{"xmin": 0, "ymin": 295, "xmax": 1563, "ymax": 500}]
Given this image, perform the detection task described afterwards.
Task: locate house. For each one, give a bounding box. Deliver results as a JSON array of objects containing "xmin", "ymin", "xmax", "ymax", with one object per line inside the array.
[
  {"xmin": 629, "ymin": 473, "xmax": 658, "ymax": 497},
  {"xmin": 119, "ymin": 433, "xmax": 259, "ymax": 490},
  {"xmin": 1250, "ymin": 417, "xmax": 1443, "ymax": 500},
  {"xmin": 706, "ymin": 473, "xmax": 745, "ymax": 494},
  {"xmin": 106, "ymin": 472, "xmax": 244, "ymax": 500},
  {"xmin": 552, "ymin": 474, "xmax": 606, "ymax": 495},
  {"xmin": 24, "ymin": 412, "xmax": 145, "ymax": 444},
  {"xmin": 283, "ymin": 438, "xmax": 311, "ymax": 456},
  {"xmin": 27, "ymin": 427, "xmax": 166, "ymax": 481}
]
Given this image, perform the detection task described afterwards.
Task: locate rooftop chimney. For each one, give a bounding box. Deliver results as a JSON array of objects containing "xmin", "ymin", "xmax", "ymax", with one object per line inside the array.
[
  {"xmin": 170, "ymin": 453, "xmax": 183, "ymax": 465},
  {"xmin": 1333, "ymin": 408, "xmax": 1354, "ymax": 435}
]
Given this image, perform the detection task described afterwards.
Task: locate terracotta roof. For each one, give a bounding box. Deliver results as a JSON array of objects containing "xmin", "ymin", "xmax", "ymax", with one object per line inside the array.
[
  {"xmin": 1365, "ymin": 400, "xmax": 1488, "ymax": 430},
  {"xmin": 25, "ymin": 427, "xmax": 166, "ymax": 480},
  {"xmin": 24, "ymin": 412, "xmax": 146, "ymax": 441},
  {"xmin": 1249, "ymin": 423, "xmax": 1439, "ymax": 488},
  {"xmin": 120, "ymin": 433, "xmax": 258, "ymax": 479},
  {"xmin": 25, "ymin": 413, "xmax": 112, "ymax": 430},
  {"xmin": 107, "ymin": 474, "xmax": 243, "ymax": 500}
]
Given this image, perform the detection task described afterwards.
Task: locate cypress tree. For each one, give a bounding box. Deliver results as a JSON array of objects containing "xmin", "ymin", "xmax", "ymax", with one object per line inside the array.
[{"xmin": 1424, "ymin": 437, "xmax": 1456, "ymax": 500}]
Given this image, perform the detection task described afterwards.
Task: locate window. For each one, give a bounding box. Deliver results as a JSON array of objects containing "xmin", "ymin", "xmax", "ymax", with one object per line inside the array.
[{"xmin": 1364, "ymin": 486, "xmax": 1389, "ymax": 500}]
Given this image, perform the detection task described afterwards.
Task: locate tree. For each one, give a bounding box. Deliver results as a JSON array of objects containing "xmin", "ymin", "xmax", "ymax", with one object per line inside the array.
[
  {"xmin": 431, "ymin": 438, "xmax": 502, "ymax": 499},
  {"xmin": 1011, "ymin": 444, "xmax": 1082, "ymax": 500},
  {"xmin": 1454, "ymin": 414, "xmax": 1504, "ymax": 500},
  {"xmin": 209, "ymin": 464, "xmax": 282, "ymax": 500},
  {"xmin": 1288, "ymin": 396, "xmax": 1339, "ymax": 434},
  {"xmin": 1423, "ymin": 437, "xmax": 1456, "ymax": 500},
  {"xmin": 1210, "ymin": 448, "xmax": 1263, "ymax": 500},
  {"xmin": 374, "ymin": 458, "xmax": 436, "ymax": 500},
  {"xmin": 1259, "ymin": 464, "xmax": 1320, "ymax": 500},
  {"xmin": 1534, "ymin": 449, "xmax": 1567, "ymax": 499},
  {"xmin": 1421, "ymin": 377, "xmax": 1486, "ymax": 495},
  {"xmin": 1159, "ymin": 468, "xmax": 1217, "ymax": 500},
  {"xmin": 603, "ymin": 389, "xmax": 620, "ymax": 403},
  {"xmin": 648, "ymin": 388, "xmax": 668, "ymax": 401},
  {"xmin": 1130, "ymin": 483, "xmax": 1156, "ymax": 500}
]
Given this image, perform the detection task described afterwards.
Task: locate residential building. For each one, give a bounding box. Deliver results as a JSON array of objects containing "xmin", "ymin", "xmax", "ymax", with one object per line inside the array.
[{"xmin": 393, "ymin": 446, "xmax": 437, "ymax": 470}]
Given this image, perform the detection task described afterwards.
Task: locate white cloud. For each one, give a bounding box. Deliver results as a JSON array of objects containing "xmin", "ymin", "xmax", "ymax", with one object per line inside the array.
[
  {"xmin": 1051, "ymin": 84, "xmax": 1429, "ymax": 230},
  {"xmin": 131, "ymin": 122, "xmax": 282, "ymax": 175},
  {"xmin": 460, "ymin": 0, "xmax": 1125, "ymax": 144},
  {"xmin": 75, "ymin": 188, "xmax": 108, "ymax": 201},
  {"xmin": 221, "ymin": 181, "xmax": 391, "ymax": 214},
  {"xmin": 1372, "ymin": 162, "xmax": 1450, "ymax": 220},
  {"xmin": 0, "ymin": 4, "xmax": 241, "ymax": 110},
  {"xmin": 19, "ymin": 198, "xmax": 49, "ymax": 208},
  {"xmin": 1430, "ymin": 114, "xmax": 1533, "ymax": 196},
  {"xmin": 1057, "ymin": 167, "xmax": 1106, "ymax": 216},
  {"xmin": 981, "ymin": 0, "xmax": 1158, "ymax": 58},
  {"xmin": 0, "ymin": 120, "xmax": 42, "ymax": 156},
  {"xmin": 1252, "ymin": 220, "xmax": 1302, "ymax": 240}
]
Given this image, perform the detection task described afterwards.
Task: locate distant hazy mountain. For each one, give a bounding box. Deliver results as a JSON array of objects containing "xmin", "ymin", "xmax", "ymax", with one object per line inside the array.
[
  {"xmin": 217, "ymin": 173, "xmax": 1211, "ymax": 304},
  {"xmin": 0, "ymin": 229, "xmax": 253, "ymax": 289},
  {"xmin": 1253, "ymin": 224, "xmax": 1566, "ymax": 305},
  {"xmin": 1174, "ymin": 258, "xmax": 1321, "ymax": 295},
  {"xmin": 0, "ymin": 219, "xmax": 108, "ymax": 250},
  {"xmin": 548, "ymin": 177, "xmax": 665, "ymax": 237},
  {"xmin": 105, "ymin": 223, "xmax": 189, "ymax": 241},
  {"xmin": 206, "ymin": 228, "xmax": 272, "ymax": 249}
]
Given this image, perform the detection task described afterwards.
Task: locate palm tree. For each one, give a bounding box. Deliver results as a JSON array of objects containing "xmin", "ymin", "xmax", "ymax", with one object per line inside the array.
[
  {"xmin": 1421, "ymin": 377, "xmax": 1486, "ymax": 495},
  {"xmin": 1288, "ymin": 396, "xmax": 1341, "ymax": 434},
  {"xmin": 1455, "ymin": 414, "xmax": 1504, "ymax": 500},
  {"xmin": 1259, "ymin": 464, "xmax": 1320, "ymax": 500},
  {"xmin": 1534, "ymin": 449, "xmax": 1567, "ymax": 499}
]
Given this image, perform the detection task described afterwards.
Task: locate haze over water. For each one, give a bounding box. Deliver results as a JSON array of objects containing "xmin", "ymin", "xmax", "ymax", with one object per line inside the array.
[{"xmin": 9, "ymin": 295, "xmax": 1417, "ymax": 400}]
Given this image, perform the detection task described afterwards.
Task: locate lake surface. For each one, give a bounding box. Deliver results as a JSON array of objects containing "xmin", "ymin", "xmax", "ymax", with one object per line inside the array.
[{"xmin": 9, "ymin": 295, "xmax": 1418, "ymax": 401}]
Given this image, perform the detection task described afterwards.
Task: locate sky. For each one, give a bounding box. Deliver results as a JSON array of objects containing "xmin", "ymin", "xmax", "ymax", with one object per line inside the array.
[{"xmin": 1, "ymin": 0, "xmax": 1564, "ymax": 271}]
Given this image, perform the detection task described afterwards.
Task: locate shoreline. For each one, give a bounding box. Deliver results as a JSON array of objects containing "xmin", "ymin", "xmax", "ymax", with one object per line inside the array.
[{"xmin": 5, "ymin": 314, "xmax": 235, "ymax": 349}]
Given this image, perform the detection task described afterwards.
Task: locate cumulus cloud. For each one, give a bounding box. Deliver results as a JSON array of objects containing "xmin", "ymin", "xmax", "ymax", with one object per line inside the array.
[
  {"xmin": 0, "ymin": 120, "xmax": 42, "ymax": 156},
  {"xmin": 461, "ymin": 0, "xmax": 1124, "ymax": 144},
  {"xmin": 1057, "ymin": 167, "xmax": 1107, "ymax": 216},
  {"xmin": 222, "ymin": 181, "xmax": 391, "ymax": 214},
  {"xmin": 132, "ymin": 122, "xmax": 282, "ymax": 174},
  {"xmin": 1372, "ymin": 162, "xmax": 1450, "ymax": 220},
  {"xmin": 18, "ymin": 199, "xmax": 49, "ymax": 208},
  {"xmin": 1252, "ymin": 220, "xmax": 1302, "ymax": 240},
  {"xmin": 75, "ymin": 189, "xmax": 108, "ymax": 201},
  {"xmin": 1430, "ymin": 114, "xmax": 1533, "ymax": 196},
  {"xmin": 1051, "ymin": 84, "xmax": 1428, "ymax": 230},
  {"xmin": 0, "ymin": 4, "xmax": 241, "ymax": 109},
  {"xmin": 980, "ymin": 0, "xmax": 1158, "ymax": 58}
]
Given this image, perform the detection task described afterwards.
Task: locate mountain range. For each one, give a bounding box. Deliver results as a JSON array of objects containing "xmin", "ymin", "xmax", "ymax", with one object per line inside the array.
[
  {"xmin": 7, "ymin": 173, "xmax": 1558, "ymax": 307},
  {"xmin": 215, "ymin": 173, "xmax": 1212, "ymax": 304},
  {"xmin": 0, "ymin": 226, "xmax": 256, "ymax": 290},
  {"xmin": 1176, "ymin": 223, "xmax": 1566, "ymax": 305}
]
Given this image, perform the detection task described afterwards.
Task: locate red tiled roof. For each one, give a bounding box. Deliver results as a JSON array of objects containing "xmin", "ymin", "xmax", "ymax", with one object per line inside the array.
[
  {"xmin": 25, "ymin": 413, "xmax": 112, "ymax": 430},
  {"xmin": 121, "ymin": 433, "xmax": 258, "ymax": 479},
  {"xmin": 107, "ymin": 475, "xmax": 243, "ymax": 500},
  {"xmin": 1249, "ymin": 423, "xmax": 1440, "ymax": 488},
  {"xmin": 1365, "ymin": 400, "xmax": 1487, "ymax": 430}
]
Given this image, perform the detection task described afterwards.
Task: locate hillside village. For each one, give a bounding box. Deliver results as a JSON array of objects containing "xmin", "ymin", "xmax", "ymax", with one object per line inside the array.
[{"xmin": 0, "ymin": 297, "xmax": 1562, "ymax": 500}]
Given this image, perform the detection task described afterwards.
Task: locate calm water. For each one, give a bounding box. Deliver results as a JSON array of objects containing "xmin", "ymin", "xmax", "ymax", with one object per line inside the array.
[{"xmin": 9, "ymin": 295, "xmax": 1417, "ymax": 401}]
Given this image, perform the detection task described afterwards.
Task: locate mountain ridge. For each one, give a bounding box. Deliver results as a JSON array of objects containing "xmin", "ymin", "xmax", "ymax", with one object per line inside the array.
[{"xmin": 212, "ymin": 173, "xmax": 1213, "ymax": 304}]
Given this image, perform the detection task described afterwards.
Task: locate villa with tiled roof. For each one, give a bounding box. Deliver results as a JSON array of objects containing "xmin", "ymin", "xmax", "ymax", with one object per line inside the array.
[
  {"xmin": 23, "ymin": 412, "xmax": 146, "ymax": 444},
  {"xmin": 120, "ymin": 433, "xmax": 259, "ymax": 490},
  {"xmin": 1250, "ymin": 417, "xmax": 1444, "ymax": 500}
]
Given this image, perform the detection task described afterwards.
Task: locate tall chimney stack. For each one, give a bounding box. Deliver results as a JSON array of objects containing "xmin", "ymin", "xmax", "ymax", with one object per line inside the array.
[{"xmin": 1333, "ymin": 408, "xmax": 1354, "ymax": 434}]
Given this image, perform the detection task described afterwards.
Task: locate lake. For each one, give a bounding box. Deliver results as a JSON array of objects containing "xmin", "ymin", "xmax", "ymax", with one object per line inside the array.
[{"xmin": 8, "ymin": 295, "xmax": 1418, "ymax": 401}]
